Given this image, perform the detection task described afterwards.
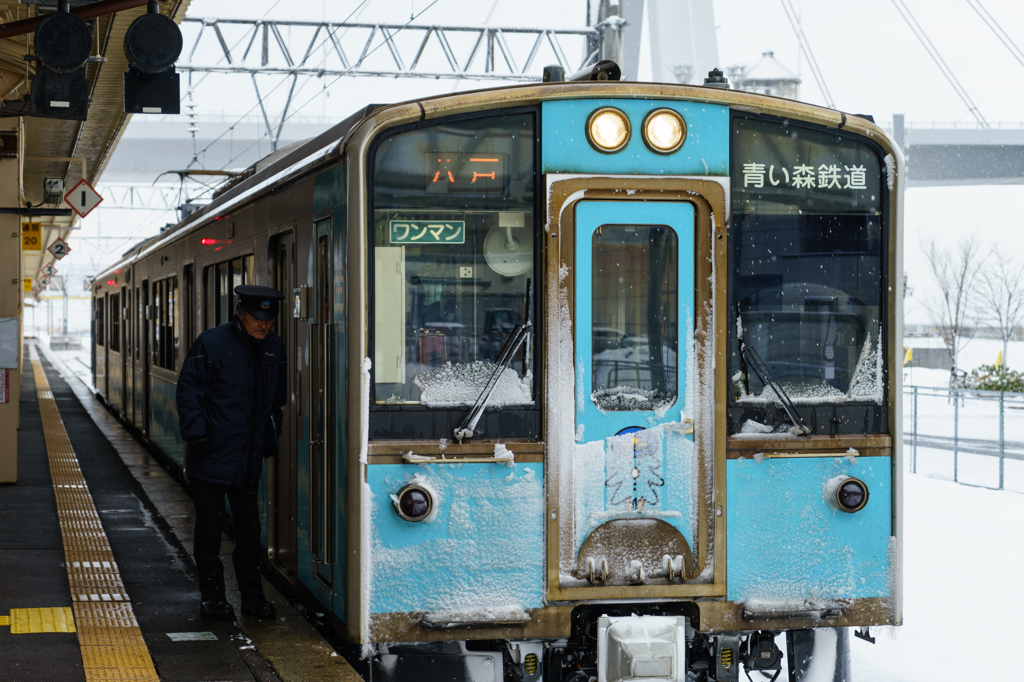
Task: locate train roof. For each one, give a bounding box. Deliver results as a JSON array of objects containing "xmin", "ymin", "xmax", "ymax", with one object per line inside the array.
[{"xmin": 113, "ymin": 103, "xmax": 382, "ymax": 265}]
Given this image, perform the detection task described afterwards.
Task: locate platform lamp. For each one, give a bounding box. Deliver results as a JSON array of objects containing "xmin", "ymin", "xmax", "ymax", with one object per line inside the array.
[
  {"xmin": 29, "ymin": 0, "xmax": 92, "ymax": 120},
  {"xmin": 123, "ymin": 0, "xmax": 182, "ymax": 115}
]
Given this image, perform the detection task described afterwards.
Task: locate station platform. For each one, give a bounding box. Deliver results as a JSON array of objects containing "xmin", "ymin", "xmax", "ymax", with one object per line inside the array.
[{"xmin": 0, "ymin": 340, "xmax": 361, "ymax": 682}]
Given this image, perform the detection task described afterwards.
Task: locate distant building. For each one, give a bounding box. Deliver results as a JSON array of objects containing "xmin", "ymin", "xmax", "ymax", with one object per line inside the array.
[{"xmin": 728, "ymin": 50, "xmax": 801, "ymax": 100}]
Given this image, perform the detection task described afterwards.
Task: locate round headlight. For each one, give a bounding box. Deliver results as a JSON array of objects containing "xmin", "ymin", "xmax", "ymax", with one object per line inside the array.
[
  {"xmin": 395, "ymin": 484, "xmax": 433, "ymax": 522},
  {"xmin": 642, "ymin": 109, "xmax": 686, "ymax": 154},
  {"xmin": 835, "ymin": 478, "xmax": 869, "ymax": 513},
  {"xmin": 586, "ymin": 107, "xmax": 631, "ymax": 153}
]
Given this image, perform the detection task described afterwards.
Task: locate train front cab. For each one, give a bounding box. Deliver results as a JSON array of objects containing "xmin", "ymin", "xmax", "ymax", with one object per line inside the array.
[{"xmin": 339, "ymin": 86, "xmax": 902, "ymax": 682}]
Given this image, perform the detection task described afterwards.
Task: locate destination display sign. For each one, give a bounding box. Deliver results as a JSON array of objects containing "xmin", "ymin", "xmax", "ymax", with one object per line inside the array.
[
  {"xmin": 740, "ymin": 162, "xmax": 869, "ymax": 191},
  {"xmin": 731, "ymin": 116, "xmax": 883, "ymax": 213},
  {"xmin": 389, "ymin": 220, "xmax": 466, "ymax": 245},
  {"xmin": 424, "ymin": 153, "xmax": 508, "ymax": 195}
]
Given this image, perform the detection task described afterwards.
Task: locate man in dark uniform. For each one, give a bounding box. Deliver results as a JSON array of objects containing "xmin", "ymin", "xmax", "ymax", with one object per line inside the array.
[{"xmin": 176, "ymin": 284, "xmax": 287, "ymax": 620}]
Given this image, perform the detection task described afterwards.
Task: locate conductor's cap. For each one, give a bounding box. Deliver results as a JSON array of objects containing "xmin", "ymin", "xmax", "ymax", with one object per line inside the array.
[{"xmin": 235, "ymin": 284, "xmax": 284, "ymax": 321}]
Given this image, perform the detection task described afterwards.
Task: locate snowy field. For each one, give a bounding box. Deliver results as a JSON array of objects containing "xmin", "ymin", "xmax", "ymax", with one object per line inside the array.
[
  {"xmin": 850, "ymin": 471, "xmax": 1024, "ymax": 681},
  {"xmin": 42, "ymin": 339, "xmax": 1024, "ymax": 680},
  {"xmin": 903, "ymin": 337, "xmax": 1023, "ymax": 389}
]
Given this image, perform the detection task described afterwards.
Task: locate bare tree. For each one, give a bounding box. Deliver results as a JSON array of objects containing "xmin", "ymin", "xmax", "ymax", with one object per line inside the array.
[
  {"xmin": 975, "ymin": 247, "xmax": 1024, "ymax": 368},
  {"xmin": 921, "ymin": 236, "xmax": 984, "ymax": 385}
]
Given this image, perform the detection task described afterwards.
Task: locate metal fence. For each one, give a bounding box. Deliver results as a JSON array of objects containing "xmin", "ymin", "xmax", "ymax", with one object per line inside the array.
[{"xmin": 903, "ymin": 385, "xmax": 1024, "ymax": 493}]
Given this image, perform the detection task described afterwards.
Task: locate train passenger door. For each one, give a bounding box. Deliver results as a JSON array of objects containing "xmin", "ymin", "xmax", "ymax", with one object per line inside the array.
[
  {"xmin": 269, "ymin": 233, "xmax": 298, "ymax": 576},
  {"xmin": 123, "ymin": 286, "xmax": 131, "ymax": 422},
  {"xmin": 120, "ymin": 287, "xmax": 128, "ymax": 415},
  {"xmin": 103, "ymin": 291, "xmax": 110, "ymax": 398},
  {"xmin": 141, "ymin": 280, "xmax": 150, "ymax": 438},
  {"xmin": 309, "ymin": 221, "xmax": 334, "ymax": 587},
  {"xmin": 133, "ymin": 284, "xmax": 142, "ymax": 430}
]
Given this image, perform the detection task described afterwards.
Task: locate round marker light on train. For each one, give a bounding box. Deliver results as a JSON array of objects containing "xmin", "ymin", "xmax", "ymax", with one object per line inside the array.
[
  {"xmin": 642, "ymin": 108, "xmax": 686, "ymax": 154},
  {"xmin": 586, "ymin": 107, "xmax": 630, "ymax": 153},
  {"xmin": 395, "ymin": 485, "xmax": 433, "ymax": 522},
  {"xmin": 836, "ymin": 478, "xmax": 869, "ymax": 513}
]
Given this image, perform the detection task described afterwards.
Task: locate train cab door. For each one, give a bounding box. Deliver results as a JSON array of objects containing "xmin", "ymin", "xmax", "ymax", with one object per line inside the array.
[
  {"xmin": 558, "ymin": 198, "xmax": 709, "ymax": 593},
  {"xmin": 269, "ymin": 232, "xmax": 298, "ymax": 577},
  {"xmin": 309, "ymin": 220, "xmax": 335, "ymax": 589}
]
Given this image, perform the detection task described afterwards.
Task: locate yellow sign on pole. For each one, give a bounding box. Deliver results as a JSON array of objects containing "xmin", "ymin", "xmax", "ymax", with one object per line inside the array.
[
  {"xmin": 23, "ymin": 278, "xmax": 31, "ymax": 292},
  {"xmin": 21, "ymin": 223, "xmax": 41, "ymax": 251}
]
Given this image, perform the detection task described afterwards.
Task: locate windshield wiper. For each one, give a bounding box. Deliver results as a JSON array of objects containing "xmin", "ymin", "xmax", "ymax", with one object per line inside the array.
[
  {"xmin": 454, "ymin": 279, "xmax": 532, "ymax": 443},
  {"xmin": 739, "ymin": 341, "xmax": 811, "ymax": 436}
]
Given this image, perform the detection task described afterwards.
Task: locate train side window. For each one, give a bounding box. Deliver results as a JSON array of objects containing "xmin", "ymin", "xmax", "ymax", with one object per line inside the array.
[
  {"xmin": 109, "ymin": 292, "xmax": 120, "ymax": 352},
  {"xmin": 126, "ymin": 290, "xmax": 132, "ymax": 358},
  {"xmin": 218, "ymin": 262, "xmax": 228, "ymax": 325},
  {"xmin": 183, "ymin": 264, "xmax": 194, "ymax": 348},
  {"xmin": 204, "ymin": 265, "xmax": 215, "ymax": 329},
  {"xmin": 591, "ymin": 224, "xmax": 678, "ymax": 411},
  {"xmin": 151, "ymin": 276, "xmax": 178, "ymax": 370},
  {"xmin": 152, "ymin": 279, "xmax": 162, "ymax": 367},
  {"xmin": 204, "ymin": 255, "xmax": 255, "ymax": 329},
  {"xmin": 95, "ymin": 297, "xmax": 104, "ymax": 346}
]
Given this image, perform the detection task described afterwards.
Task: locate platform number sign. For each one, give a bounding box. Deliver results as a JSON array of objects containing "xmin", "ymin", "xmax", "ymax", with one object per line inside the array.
[
  {"xmin": 48, "ymin": 237, "xmax": 70, "ymax": 260},
  {"xmin": 64, "ymin": 179, "xmax": 104, "ymax": 218},
  {"xmin": 22, "ymin": 222, "xmax": 41, "ymax": 251}
]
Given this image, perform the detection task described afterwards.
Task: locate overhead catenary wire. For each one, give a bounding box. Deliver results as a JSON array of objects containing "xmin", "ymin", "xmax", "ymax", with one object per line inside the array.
[
  {"xmin": 777, "ymin": 0, "xmax": 835, "ymax": 109},
  {"xmin": 965, "ymin": 0, "xmax": 1024, "ymax": 71},
  {"xmin": 207, "ymin": 0, "xmax": 443, "ymax": 177},
  {"xmin": 185, "ymin": 0, "xmax": 374, "ymax": 170},
  {"xmin": 890, "ymin": 0, "xmax": 989, "ymax": 127}
]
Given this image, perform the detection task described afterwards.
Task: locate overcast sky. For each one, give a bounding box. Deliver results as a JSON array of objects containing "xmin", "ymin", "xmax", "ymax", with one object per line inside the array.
[{"xmin": 46, "ymin": 0, "xmax": 1024, "ymax": 333}]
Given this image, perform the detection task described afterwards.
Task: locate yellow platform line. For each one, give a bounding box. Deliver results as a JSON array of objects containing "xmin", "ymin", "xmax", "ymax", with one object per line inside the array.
[{"xmin": 30, "ymin": 346, "xmax": 160, "ymax": 682}]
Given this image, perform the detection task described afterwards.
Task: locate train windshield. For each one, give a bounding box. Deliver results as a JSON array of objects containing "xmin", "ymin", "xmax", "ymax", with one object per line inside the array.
[
  {"xmin": 371, "ymin": 113, "xmax": 536, "ymax": 411},
  {"xmin": 728, "ymin": 115, "xmax": 886, "ymax": 432}
]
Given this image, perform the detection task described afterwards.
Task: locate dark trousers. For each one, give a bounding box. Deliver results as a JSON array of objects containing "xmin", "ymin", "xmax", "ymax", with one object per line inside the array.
[{"xmin": 191, "ymin": 478, "xmax": 265, "ymax": 603}]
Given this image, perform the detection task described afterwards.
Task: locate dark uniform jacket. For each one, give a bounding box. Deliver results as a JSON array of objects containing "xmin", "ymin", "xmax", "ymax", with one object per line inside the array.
[{"xmin": 176, "ymin": 318, "xmax": 287, "ymax": 487}]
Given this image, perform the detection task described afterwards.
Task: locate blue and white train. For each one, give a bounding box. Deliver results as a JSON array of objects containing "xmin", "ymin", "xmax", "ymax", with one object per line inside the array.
[{"xmin": 93, "ymin": 63, "xmax": 903, "ymax": 681}]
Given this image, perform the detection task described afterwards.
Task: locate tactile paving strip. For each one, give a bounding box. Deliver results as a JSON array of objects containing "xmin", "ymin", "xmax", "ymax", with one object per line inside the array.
[{"xmin": 31, "ymin": 348, "xmax": 160, "ymax": 682}]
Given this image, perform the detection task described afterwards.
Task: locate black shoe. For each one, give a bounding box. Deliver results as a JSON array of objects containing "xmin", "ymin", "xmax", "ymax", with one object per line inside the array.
[
  {"xmin": 241, "ymin": 596, "xmax": 276, "ymax": 618},
  {"xmin": 200, "ymin": 600, "xmax": 235, "ymax": 620}
]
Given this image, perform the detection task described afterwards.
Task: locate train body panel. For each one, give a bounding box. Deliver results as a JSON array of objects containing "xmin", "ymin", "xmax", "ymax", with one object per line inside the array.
[
  {"xmin": 725, "ymin": 455, "xmax": 892, "ymax": 603},
  {"xmin": 90, "ymin": 80, "xmax": 904, "ymax": 681}
]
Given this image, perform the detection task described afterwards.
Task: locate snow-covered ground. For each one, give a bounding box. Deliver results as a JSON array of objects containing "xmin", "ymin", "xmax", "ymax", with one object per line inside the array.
[
  {"xmin": 851, "ymin": 471, "xmax": 1024, "ymax": 681},
  {"xmin": 903, "ymin": 337, "xmax": 1023, "ymax": 388}
]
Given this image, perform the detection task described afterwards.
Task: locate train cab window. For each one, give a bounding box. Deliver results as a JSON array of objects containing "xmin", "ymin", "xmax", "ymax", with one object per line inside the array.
[
  {"xmin": 109, "ymin": 292, "xmax": 120, "ymax": 352},
  {"xmin": 591, "ymin": 225, "xmax": 678, "ymax": 411},
  {"xmin": 152, "ymin": 277, "xmax": 178, "ymax": 370},
  {"xmin": 728, "ymin": 115, "xmax": 886, "ymax": 434},
  {"xmin": 94, "ymin": 297, "xmax": 104, "ymax": 346},
  {"xmin": 370, "ymin": 112, "xmax": 538, "ymax": 439}
]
